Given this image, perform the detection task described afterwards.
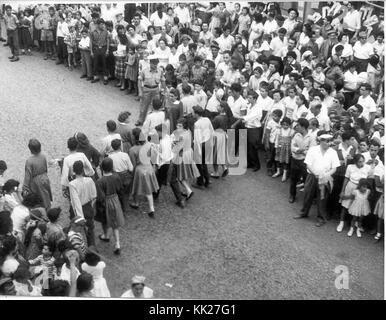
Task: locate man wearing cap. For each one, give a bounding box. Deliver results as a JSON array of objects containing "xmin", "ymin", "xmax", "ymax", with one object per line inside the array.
[
  {"xmin": 115, "ymin": 12, "xmax": 128, "ymax": 30},
  {"xmin": 353, "ymin": 31, "xmax": 374, "ymax": 73},
  {"xmin": 4, "ymin": 5, "xmax": 19, "ymax": 62},
  {"xmin": 294, "ymin": 131, "xmax": 340, "ymax": 227},
  {"xmin": 319, "ymin": 29, "xmax": 339, "ymax": 63},
  {"xmin": 121, "ymin": 275, "xmax": 154, "ymax": 298},
  {"xmin": 90, "ymin": 18, "xmax": 110, "ymax": 85},
  {"xmin": 136, "ymin": 55, "xmax": 166, "ymax": 126}
]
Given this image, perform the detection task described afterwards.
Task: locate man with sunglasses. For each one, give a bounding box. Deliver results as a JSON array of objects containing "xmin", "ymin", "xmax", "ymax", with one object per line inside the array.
[
  {"xmin": 353, "ymin": 31, "xmax": 375, "ymax": 73},
  {"xmin": 294, "ymin": 131, "xmax": 340, "ymax": 227}
]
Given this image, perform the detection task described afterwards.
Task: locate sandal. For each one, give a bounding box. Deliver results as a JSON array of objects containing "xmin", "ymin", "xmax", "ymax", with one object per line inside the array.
[{"xmin": 98, "ymin": 234, "xmax": 110, "ymax": 242}]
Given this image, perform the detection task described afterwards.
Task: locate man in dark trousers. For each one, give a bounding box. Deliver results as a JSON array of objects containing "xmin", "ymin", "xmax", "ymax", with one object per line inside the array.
[
  {"xmin": 90, "ymin": 18, "xmax": 109, "ymax": 85},
  {"xmin": 4, "ymin": 5, "xmax": 19, "ymax": 62}
]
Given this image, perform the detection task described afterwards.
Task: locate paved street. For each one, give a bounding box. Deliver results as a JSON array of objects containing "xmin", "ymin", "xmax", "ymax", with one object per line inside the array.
[{"xmin": 0, "ymin": 46, "xmax": 384, "ymax": 300}]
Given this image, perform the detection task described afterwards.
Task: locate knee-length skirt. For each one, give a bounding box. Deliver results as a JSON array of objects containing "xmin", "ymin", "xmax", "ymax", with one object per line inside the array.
[
  {"xmin": 30, "ymin": 173, "xmax": 52, "ymax": 210},
  {"xmin": 105, "ymin": 194, "xmax": 125, "ymax": 229},
  {"xmin": 174, "ymin": 149, "xmax": 200, "ymax": 181},
  {"xmin": 131, "ymin": 164, "xmax": 159, "ymax": 196},
  {"xmin": 115, "ymin": 56, "xmax": 126, "ymax": 79}
]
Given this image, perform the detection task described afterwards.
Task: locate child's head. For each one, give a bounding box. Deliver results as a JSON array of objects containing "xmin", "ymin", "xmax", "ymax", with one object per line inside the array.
[
  {"xmin": 357, "ymin": 178, "xmax": 370, "ymax": 192},
  {"xmin": 77, "ymin": 272, "xmax": 94, "ymax": 294},
  {"xmin": 272, "ymin": 109, "xmax": 283, "ymax": 122},
  {"xmin": 281, "ymin": 117, "xmax": 292, "ymax": 129},
  {"xmin": 101, "ymin": 157, "xmax": 113, "ymax": 173},
  {"xmin": 179, "ymin": 53, "xmax": 187, "ymax": 65},
  {"xmin": 42, "ymin": 243, "xmax": 54, "ymax": 257},
  {"xmin": 247, "ymin": 90, "xmax": 258, "ymax": 105},
  {"xmin": 47, "ymin": 207, "xmax": 61, "ymax": 223},
  {"xmin": 84, "ymin": 251, "xmax": 101, "ymax": 267},
  {"xmin": 194, "ymin": 56, "xmax": 202, "ymax": 67},
  {"xmin": 111, "ymin": 139, "xmax": 122, "ymax": 152},
  {"xmin": 81, "ymin": 28, "xmax": 89, "ymax": 37},
  {"xmin": 0, "ymin": 160, "xmax": 7, "ymax": 176},
  {"xmin": 358, "ymin": 139, "xmax": 369, "ymax": 153},
  {"xmin": 2, "ymin": 179, "xmax": 19, "ymax": 194},
  {"xmin": 194, "ymin": 80, "xmax": 203, "ymax": 92}
]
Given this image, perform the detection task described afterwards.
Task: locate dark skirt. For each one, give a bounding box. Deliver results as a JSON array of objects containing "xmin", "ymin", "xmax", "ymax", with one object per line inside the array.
[
  {"xmin": 18, "ymin": 28, "xmax": 32, "ymax": 49},
  {"xmin": 105, "ymin": 194, "xmax": 125, "ymax": 229},
  {"xmin": 30, "ymin": 173, "xmax": 52, "ymax": 210}
]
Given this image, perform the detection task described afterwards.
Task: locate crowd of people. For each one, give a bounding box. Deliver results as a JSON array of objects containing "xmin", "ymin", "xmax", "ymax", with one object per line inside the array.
[{"xmin": 0, "ymin": 1, "xmax": 385, "ymax": 297}]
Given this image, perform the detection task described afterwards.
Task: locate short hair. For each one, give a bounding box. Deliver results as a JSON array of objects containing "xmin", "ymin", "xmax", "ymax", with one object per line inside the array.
[
  {"xmin": 72, "ymin": 160, "xmax": 84, "ymax": 175},
  {"xmin": 194, "ymin": 79, "xmax": 204, "ymax": 86},
  {"xmin": 322, "ymin": 82, "xmax": 332, "ymax": 94},
  {"xmin": 91, "ymin": 12, "xmax": 100, "ymax": 19},
  {"xmin": 335, "ymin": 44, "xmax": 344, "ymax": 52},
  {"xmin": 84, "ymin": 251, "xmax": 101, "ymax": 267},
  {"xmin": 5, "ymin": 5, "xmax": 12, "ymax": 10},
  {"xmin": 67, "ymin": 137, "xmax": 78, "ymax": 151},
  {"xmin": 247, "ymin": 90, "xmax": 258, "ymax": 100},
  {"xmin": 370, "ymin": 139, "xmax": 381, "ymax": 148},
  {"xmin": 106, "ymin": 120, "xmax": 117, "ymax": 132},
  {"xmin": 111, "ymin": 139, "xmax": 122, "ymax": 151},
  {"xmin": 44, "ymin": 280, "xmax": 70, "ymax": 297},
  {"xmin": 272, "ymin": 109, "xmax": 283, "ymax": 118},
  {"xmin": 222, "ymin": 50, "xmax": 232, "ymax": 57},
  {"xmin": 278, "ymin": 27, "xmax": 287, "ymax": 35},
  {"xmin": 205, "ymin": 60, "xmax": 215, "ymax": 69},
  {"xmin": 47, "ymin": 207, "xmax": 62, "ymax": 223},
  {"xmin": 101, "ymin": 157, "xmax": 113, "ymax": 173},
  {"xmin": 312, "ymin": 90, "xmax": 324, "ymax": 101},
  {"xmin": 96, "ymin": 18, "xmax": 105, "ymax": 25},
  {"xmin": 182, "ymin": 84, "xmax": 191, "ymax": 94},
  {"xmin": 152, "ymin": 98, "xmax": 162, "ymax": 110},
  {"xmin": 169, "ymin": 88, "xmax": 180, "ymax": 100},
  {"xmin": 355, "ymin": 104, "xmax": 364, "ymax": 114},
  {"xmin": 188, "ymin": 43, "xmax": 197, "ymax": 51},
  {"xmin": 309, "ymin": 118, "xmax": 319, "ymax": 128},
  {"xmin": 297, "ymin": 118, "xmax": 309, "ymax": 129},
  {"xmin": 193, "ymin": 105, "xmax": 204, "ymax": 116},
  {"xmin": 360, "ymin": 83, "xmax": 372, "ymax": 92},
  {"xmin": 177, "ymin": 117, "xmax": 188, "ymax": 129},
  {"xmin": 286, "ymin": 51, "xmax": 297, "ymax": 60},
  {"xmin": 81, "ymin": 28, "xmax": 89, "ymax": 34},
  {"xmin": 342, "ymin": 131, "xmax": 355, "ymax": 141},
  {"xmin": 281, "ymin": 117, "xmax": 292, "ymax": 126},
  {"xmin": 230, "ymin": 83, "xmax": 242, "ymax": 93},
  {"xmin": 77, "ymin": 272, "xmax": 94, "ymax": 293},
  {"xmin": 28, "ymin": 139, "xmax": 41, "ymax": 155}
]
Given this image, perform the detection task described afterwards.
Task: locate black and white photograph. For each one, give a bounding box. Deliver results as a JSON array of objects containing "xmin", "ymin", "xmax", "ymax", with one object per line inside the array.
[{"xmin": 0, "ymin": 0, "xmax": 384, "ymax": 302}]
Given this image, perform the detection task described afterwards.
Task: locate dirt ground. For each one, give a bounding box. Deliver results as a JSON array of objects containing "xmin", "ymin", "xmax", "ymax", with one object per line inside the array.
[{"xmin": 0, "ymin": 41, "xmax": 383, "ymax": 299}]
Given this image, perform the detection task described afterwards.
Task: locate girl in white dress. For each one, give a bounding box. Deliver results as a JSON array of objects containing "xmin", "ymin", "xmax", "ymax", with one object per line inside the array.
[
  {"xmin": 81, "ymin": 251, "xmax": 110, "ymax": 298},
  {"xmin": 346, "ymin": 179, "xmax": 371, "ymax": 238}
]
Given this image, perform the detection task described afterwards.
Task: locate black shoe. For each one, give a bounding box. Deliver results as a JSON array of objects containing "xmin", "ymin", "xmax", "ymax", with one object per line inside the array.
[
  {"xmin": 192, "ymin": 183, "xmax": 204, "ymax": 190},
  {"xmin": 80, "ymin": 74, "xmax": 87, "ymax": 79},
  {"xmin": 176, "ymin": 199, "xmax": 186, "ymax": 208},
  {"xmin": 129, "ymin": 204, "xmax": 139, "ymax": 210},
  {"xmin": 293, "ymin": 214, "xmax": 308, "ymax": 219},
  {"xmin": 153, "ymin": 190, "xmax": 160, "ymax": 200},
  {"xmin": 113, "ymin": 248, "xmax": 121, "ymax": 255},
  {"xmin": 98, "ymin": 234, "xmax": 110, "ymax": 242},
  {"xmin": 86, "ymin": 77, "xmax": 93, "ymax": 81},
  {"xmin": 10, "ymin": 57, "xmax": 19, "ymax": 62},
  {"xmin": 210, "ymin": 174, "xmax": 220, "ymax": 179},
  {"xmin": 222, "ymin": 169, "xmax": 229, "ymax": 178},
  {"xmin": 91, "ymin": 78, "xmax": 100, "ymax": 83},
  {"xmin": 3, "ymin": 43, "xmax": 9, "ymax": 47},
  {"xmin": 0, "ymin": 38, "xmax": 6, "ymax": 42},
  {"xmin": 103, "ymin": 80, "xmax": 108, "ymax": 85},
  {"xmin": 148, "ymin": 211, "xmax": 155, "ymax": 218},
  {"xmin": 288, "ymin": 196, "xmax": 295, "ymax": 203},
  {"xmin": 8, "ymin": 56, "xmax": 14, "ymax": 59},
  {"xmin": 186, "ymin": 191, "xmax": 194, "ymax": 201}
]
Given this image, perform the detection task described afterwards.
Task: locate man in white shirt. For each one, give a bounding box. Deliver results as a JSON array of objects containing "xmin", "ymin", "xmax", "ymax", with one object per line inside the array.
[
  {"xmin": 142, "ymin": 98, "xmax": 166, "ymax": 138},
  {"xmin": 279, "ymin": 38, "xmax": 301, "ymax": 62},
  {"xmin": 372, "ymin": 32, "xmax": 384, "ymax": 58},
  {"xmin": 242, "ymin": 91, "xmax": 263, "ymax": 171},
  {"xmin": 227, "ymin": 83, "xmax": 248, "ymax": 120},
  {"xmin": 192, "ymin": 106, "xmax": 214, "ymax": 188},
  {"xmin": 306, "ymin": 103, "xmax": 330, "ymax": 132},
  {"xmin": 153, "ymin": 124, "xmax": 185, "ymax": 208},
  {"xmin": 173, "ymin": 3, "xmax": 191, "ymax": 27},
  {"xmin": 216, "ymin": 50, "xmax": 231, "ymax": 75},
  {"xmin": 199, "ymin": 22, "xmax": 213, "ymax": 45},
  {"xmin": 353, "ymin": 31, "xmax": 374, "ymax": 73},
  {"xmin": 216, "ymin": 27, "xmax": 235, "ymax": 53},
  {"xmin": 294, "ymin": 132, "xmax": 340, "ymax": 227},
  {"xmin": 69, "ymin": 160, "xmax": 97, "ymax": 247},
  {"xmin": 263, "ymin": 13, "xmax": 279, "ymax": 36},
  {"xmin": 343, "ymin": 2, "xmax": 361, "ymax": 39},
  {"xmin": 357, "ymin": 83, "xmax": 377, "ymax": 128},
  {"xmin": 270, "ymin": 27, "xmax": 288, "ymax": 57}
]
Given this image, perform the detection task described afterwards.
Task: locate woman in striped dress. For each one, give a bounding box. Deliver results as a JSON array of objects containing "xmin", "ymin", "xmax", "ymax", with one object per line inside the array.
[{"xmin": 114, "ymin": 25, "xmax": 128, "ymax": 91}]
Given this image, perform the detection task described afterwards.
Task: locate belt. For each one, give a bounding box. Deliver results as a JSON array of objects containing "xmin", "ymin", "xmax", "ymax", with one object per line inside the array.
[{"xmin": 144, "ymin": 85, "xmax": 159, "ymax": 89}]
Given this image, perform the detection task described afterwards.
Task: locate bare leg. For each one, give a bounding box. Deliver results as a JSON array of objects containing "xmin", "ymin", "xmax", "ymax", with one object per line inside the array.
[
  {"xmin": 112, "ymin": 228, "xmax": 120, "ymax": 249},
  {"xmin": 181, "ymin": 180, "xmax": 192, "ymax": 195},
  {"xmin": 146, "ymin": 194, "xmax": 155, "ymax": 212}
]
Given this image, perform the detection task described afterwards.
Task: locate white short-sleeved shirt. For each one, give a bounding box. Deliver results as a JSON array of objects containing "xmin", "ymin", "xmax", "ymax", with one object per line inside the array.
[
  {"xmin": 357, "ymin": 95, "xmax": 377, "ymax": 122},
  {"xmin": 304, "ymin": 146, "xmax": 340, "ymax": 176},
  {"xmin": 353, "ymin": 41, "xmax": 374, "ymax": 60},
  {"xmin": 227, "ymin": 96, "xmax": 248, "ymax": 119},
  {"xmin": 345, "ymin": 164, "xmax": 371, "ymax": 184}
]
